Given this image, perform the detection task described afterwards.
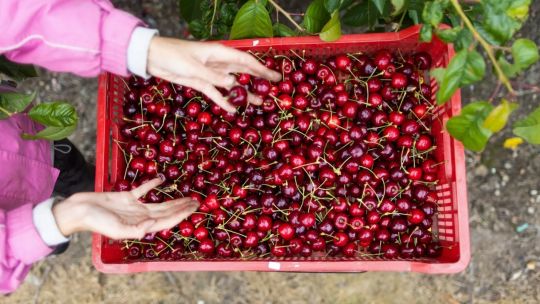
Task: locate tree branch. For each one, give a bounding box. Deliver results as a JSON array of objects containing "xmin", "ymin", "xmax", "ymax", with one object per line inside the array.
[
  {"xmin": 449, "ymin": 0, "xmax": 515, "ymax": 94},
  {"xmin": 268, "ymin": 0, "xmax": 305, "ymax": 32}
]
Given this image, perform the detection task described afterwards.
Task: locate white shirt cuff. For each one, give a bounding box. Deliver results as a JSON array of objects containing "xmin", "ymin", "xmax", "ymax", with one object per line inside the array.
[
  {"xmin": 127, "ymin": 27, "xmax": 159, "ymax": 79},
  {"xmin": 33, "ymin": 198, "xmax": 70, "ymax": 247}
]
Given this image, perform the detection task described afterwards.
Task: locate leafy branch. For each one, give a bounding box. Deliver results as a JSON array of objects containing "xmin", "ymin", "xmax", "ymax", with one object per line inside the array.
[
  {"xmin": 449, "ymin": 0, "xmax": 513, "ymax": 94},
  {"xmin": 268, "ymin": 0, "xmax": 305, "ymax": 32},
  {"xmin": 178, "ymin": 0, "xmax": 540, "ymax": 152}
]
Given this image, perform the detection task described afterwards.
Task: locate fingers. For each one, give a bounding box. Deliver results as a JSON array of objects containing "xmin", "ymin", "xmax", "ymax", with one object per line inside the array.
[
  {"xmin": 172, "ymin": 77, "xmax": 236, "ymax": 113},
  {"xmin": 146, "ymin": 200, "xmax": 199, "ymax": 232},
  {"xmin": 211, "ymin": 45, "xmax": 281, "ymax": 82},
  {"xmin": 130, "ymin": 177, "xmax": 163, "ymax": 199},
  {"xmin": 143, "ymin": 197, "xmax": 196, "ymax": 215},
  {"xmin": 198, "ymin": 65, "xmax": 236, "ymax": 88},
  {"xmin": 247, "ymin": 92, "xmax": 263, "ymax": 106},
  {"xmin": 107, "ymin": 219, "xmax": 156, "ymax": 240}
]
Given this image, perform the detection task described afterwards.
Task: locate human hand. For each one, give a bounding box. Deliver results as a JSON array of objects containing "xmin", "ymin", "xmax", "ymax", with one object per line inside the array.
[
  {"xmin": 147, "ymin": 37, "xmax": 281, "ymax": 113},
  {"xmin": 52, "ymin": 178, "xmax": 199, "ymax": 239}
]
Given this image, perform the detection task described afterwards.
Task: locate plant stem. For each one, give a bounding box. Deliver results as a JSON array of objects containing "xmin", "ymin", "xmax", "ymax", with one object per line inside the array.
[
  {"xmin": 0, "ymin": 105, "xmax": 13, "ymax": 117},
  {"xmin": 268, "ymin": 0, "xmax": 305, "ymax": 32},
  {"xmin": 210, "ymin": 0, "xmax": 218, "ymax": 37},
  {"xmin": 449, "ymin": 0, "xmax": 514, "ymax": 94}
]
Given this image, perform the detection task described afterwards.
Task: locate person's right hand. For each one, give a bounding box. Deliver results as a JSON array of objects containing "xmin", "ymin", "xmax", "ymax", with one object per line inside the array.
[
  {"xmin": 146, "ymin": 37, "xmax": 281, "ymax": 113},
  {"xmin": 52, "ymin": 178, "xmax": 199, "ymax": 239}
]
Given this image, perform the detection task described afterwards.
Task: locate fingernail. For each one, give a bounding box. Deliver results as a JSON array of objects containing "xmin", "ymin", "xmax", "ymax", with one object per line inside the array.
[
  {"xmin": 158, "ymin": 173, "xmax": 166, "ymax": 181},
  {"xmin": 226, "ymin": 76, "xmax": 236, "ymax": 86}
]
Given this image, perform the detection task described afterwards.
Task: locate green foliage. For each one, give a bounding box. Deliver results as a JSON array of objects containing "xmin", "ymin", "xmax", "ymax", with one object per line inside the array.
[
  {"xmin": 230, "ymin": 0, "xmax": 273, "ymax": 39},
  {"xmin": 435, "ymin": 50, "xmax": 485, "ymax": 105},
  {"xmin": 304, "ymin": 0, "xmax": 331, "ymax": 34},
  {"xmin": 0, "ymin": 90, "xmax": 77, "ymax": 140},
  {"xmin": 513, "ymin": 106, "xmax": 540, "ymax": 144},
  {"xmin": 0, "ymin": 56, "xmax": 38, "ymax": 82},
  {"xmin": 0, "ymin": 92, "xmax": 35, "ymax": 119},
  {"xmin": 446, "ymin": 101, "xmax": 494, "ymax": 151},
  {"xmin": 319, "ymin": 11, "xmax": 342, "ymax": 41},
  {"xmin": 175, "ymin": 0, "xmax": 539, "ymax": 151}
]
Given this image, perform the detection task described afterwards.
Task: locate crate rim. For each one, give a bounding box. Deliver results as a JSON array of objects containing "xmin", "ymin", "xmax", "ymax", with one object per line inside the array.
[{"xmin": 93, "ymin": 25, "xmax": 470, "ymax": 274}]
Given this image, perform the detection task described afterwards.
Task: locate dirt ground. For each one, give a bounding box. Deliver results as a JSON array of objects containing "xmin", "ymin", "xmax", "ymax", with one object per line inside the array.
[{"xmin": 4, "ymin": 1, "xmax": 540, "ymax": 303}]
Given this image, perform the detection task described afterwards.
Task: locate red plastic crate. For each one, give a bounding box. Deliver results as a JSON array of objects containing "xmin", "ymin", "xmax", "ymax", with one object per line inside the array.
[{"xmin": 93, "ymin": 25, "xmax": 470, "ymax": 273}]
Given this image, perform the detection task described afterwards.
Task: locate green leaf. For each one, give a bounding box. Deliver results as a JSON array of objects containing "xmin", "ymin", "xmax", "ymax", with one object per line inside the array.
[
  {"xmin": 497, "ymin": 57, "xmax": 519, "ymax": 78},
  {"xmin": 422, "ymin": 0, "xmax": 443, "ymax": 27},
  {"xmin": 483, "ymin": 99, "xmax": 518, "ymax": 132},
  {"xmin": 446, "ymin": 101, "xmax": 494, "ymax": 151},
  {"xmin": 371, "ymin": 0, "xmax": 387, "ymax": 15},
  {"xmin": 513, "ymin": 106, "xmax": 540, "ymax": 144},
  {"xmin": 324, "ymin": 0, "xmax": 342, "ymax": 13},
  {"xmin": 28, "ymin": 102, "xmax": 78, "ymax": 127},
  {"xmin": 419, "ymin": 24, "xmax": 433, "ymax": 42},
  {"xmin": 430, "ymin": 67, "xmax": 445, "ymax": 82},
  {"xmin": 0, "ymin": 92, "xmax": 35, "ymax": 119},
  {"xmin": 481, "ymin": 0, "xmax": 530, "ymax": 45},
  {"xmin": 408, "ymin": 0, "xmax": 426, "ymax": 11},
  {"xmin": 0, "ymin": 56, "xmax": 38, "ymax": 82},
  {"xmin": 507, "ymin": 0, "xmax": 531, "ymax": 20},
  {"xmin": 188, "ymin": 19, "xmax": 209, "ymax": 40},
  {"xmin": 220, "ymin": 2, "xmax": 239, "ymax": 25},
  {"xmin": 304, "ymin": 0, "xmax": 331, "ymax": 33},
  {"xmin": 319, "ymin": 11, "xmax": 342, "ymax": 41},
  {"xmin": 453, "ymin": 28, "xmax": 473, "ymax": 51},
  {"xmin": 343, "ymin": 1, "xmax": 379, "ymax": 28},
  {"xmin": 23, "ymin": 125, "xmax": 76, "ymax": 141},
  {"xmin": 273, "ymin": 23, "xmax": 296, "ymax": 37},
  {"xmin": 461, "ymin": 51, "xmax": 486, "ymax": 85},
  {"xmin": 436, "ymin": 50, "xmax": 485, "ymax": 105},
  {"xmin": 511, "ymin": 38, "xmax": 539, "ymax": 71},
  {"xmin": 178, "ymin": 0, "xmax": 202, "ymax": 23},
  {"xmin": 391, "ymin": 0, "xmax": 406, "ymax": 16},
  {"xmin": 435, "ymin": 27, "xmax": 460, "ymax": 43},
  {"xmin": 408, "ymin": 10, "xmax": 420, "ymax": 24},
  {"xmin": 230, "ymin": 0, "xmax": 273, "ymax": 39}
]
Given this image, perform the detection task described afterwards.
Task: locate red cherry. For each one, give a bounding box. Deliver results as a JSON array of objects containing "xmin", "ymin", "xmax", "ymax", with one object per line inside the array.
[
  {"xmin": 228, "ymin": 85, "xmax": 248, "ymax": 107},
  {"xmin": 409, "ymin": 209, "xmax": 426, "ymax": 224},
  {"xmin": 278, "ymin": 223, "xmax": 295, "ymax": 240},
  {"xmin": 415, "ymin": 135, "xmax": 433, "ymax": 151},
  {"xmin": 237, "ymin": 73, "xmax": 251, "ymax": 85},
  {"xmin": 335, "ymin": 55, "xmax": 352, "ymax": 71},
  {"xmin": 391, "ymin": 72, "xmax": 408, "ymax": 89}
]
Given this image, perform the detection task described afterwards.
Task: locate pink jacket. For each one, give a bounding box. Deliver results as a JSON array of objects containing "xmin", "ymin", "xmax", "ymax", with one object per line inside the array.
[{"xmin": 0, "ymin": 0, "xmax": 141, "ymax": 293}]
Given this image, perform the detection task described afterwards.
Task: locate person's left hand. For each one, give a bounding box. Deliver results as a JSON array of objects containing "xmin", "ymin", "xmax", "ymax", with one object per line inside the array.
[
  {"xmin": 52, "ymin": 178, "xmax": 199, "ymax": 239},
  {"xmin": 147, "ymin": 37, "xmax": 281, "ymax": 113}
]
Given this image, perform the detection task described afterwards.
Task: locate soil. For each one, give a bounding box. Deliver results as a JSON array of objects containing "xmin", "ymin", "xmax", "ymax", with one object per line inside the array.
[{"xmin": 4, "ymin": 1, "xmax": 540, "ymax": 303}]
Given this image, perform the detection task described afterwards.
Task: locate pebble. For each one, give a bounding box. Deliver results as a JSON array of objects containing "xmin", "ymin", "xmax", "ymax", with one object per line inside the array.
[
  {"xmin": 530, "ymin": 189, "xmax": 538, "ymax": 196},
  {"xmin": 475, "ymin": 165, "xmax": 488, "ymax": 177},
  {"xmin": 491, "ymin": 168, "xmax": 497, "ymax": 174},
  {"xmin": 527, "ymin": 207, "xmax": 534, "ymax": 214},
  {"xmin": 494, "ymin": 189, "xmax": 500, "ymax": 196},
  {"xmin": 510, "ymin": 270, "xmax": 522, "ymax": 281},
  {"xmin": 526, "ymin": 261, "xmax": 536, "ymax": 270},
  {"xmin": 504, "ymin": 162, "xmax": 512, "ymax": 169}
]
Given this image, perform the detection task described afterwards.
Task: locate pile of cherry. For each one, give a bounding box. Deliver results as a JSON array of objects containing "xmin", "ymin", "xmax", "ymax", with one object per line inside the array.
[{"xmin": 116, "ymin": 49, "xmax": 444, "ymax": 261}]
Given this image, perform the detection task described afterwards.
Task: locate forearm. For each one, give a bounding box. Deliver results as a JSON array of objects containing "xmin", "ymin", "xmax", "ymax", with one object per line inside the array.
[
  {"xmin": 50, "ymin": 195, "xmax": 87, "ymax": 237},
  {"xmin": 0, "ymin": 0, "xmax": 142, "ymax": 77}
]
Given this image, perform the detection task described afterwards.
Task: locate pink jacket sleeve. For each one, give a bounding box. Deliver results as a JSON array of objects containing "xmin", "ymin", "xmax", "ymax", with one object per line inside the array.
[
  {"xmin": 0, "ymin": 0, "xmax": 142, "ymax": 77},
  {"xmin": 0, "ymin": 204, "xmax": 55, "ymax": 294}
]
